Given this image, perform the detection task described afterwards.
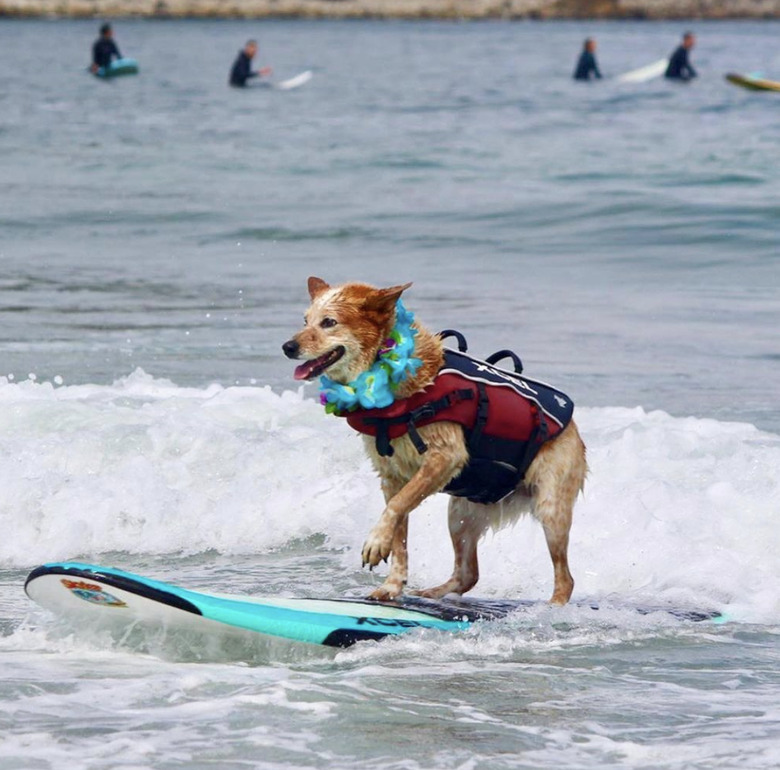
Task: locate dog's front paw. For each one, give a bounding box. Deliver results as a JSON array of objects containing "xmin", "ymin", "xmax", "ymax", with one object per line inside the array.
[
  {"xmin": 367, "ymin": 582, "xmax": 403, "ymax": 602},
  {"xmin": 361, "ymin": 526, "xmax": 393, "ymax": 569}
]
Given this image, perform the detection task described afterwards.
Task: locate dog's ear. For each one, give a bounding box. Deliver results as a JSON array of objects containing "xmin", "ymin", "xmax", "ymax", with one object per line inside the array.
[
  {"xmin": 307, "ymin": 276, "xmax": 330, "ymax": 300},
  {"xmin": 362, "ymin": 282, "xmax": 413, "ymax": 313}
]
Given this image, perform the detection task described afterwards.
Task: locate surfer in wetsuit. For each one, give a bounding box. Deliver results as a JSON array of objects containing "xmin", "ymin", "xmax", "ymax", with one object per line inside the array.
[
  {"xmin": 573, "ymin": 38, "xmax": 602, "ymax": 81},
  {"xmin": 665, "ymin": 32, "xmax": 697, "ymax": 81},
  {"xmin": 91, "ymin": 23, "xmax": 121, "ymax": 74},
  {"xmin": 229, "ymin": 40, "xmax": 272, "ymax": 87}
]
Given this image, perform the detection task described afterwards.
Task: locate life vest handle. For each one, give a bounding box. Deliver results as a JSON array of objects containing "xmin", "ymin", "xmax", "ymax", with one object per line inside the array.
[
  {"xmin": 485, "ymin": 349, "xmax": 524, "ymax": 374},
  {"xmin": 438, "ymin": 329, "xmax": 468, "ymax": 352}
]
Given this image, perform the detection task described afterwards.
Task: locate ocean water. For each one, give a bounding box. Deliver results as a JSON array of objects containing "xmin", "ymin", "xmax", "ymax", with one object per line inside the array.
[{"xmin": 1, "ymin": 17, "xmax": 779, "ymax": 770}]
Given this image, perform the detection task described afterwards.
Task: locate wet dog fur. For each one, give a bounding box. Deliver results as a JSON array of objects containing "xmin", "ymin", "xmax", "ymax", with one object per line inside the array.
[{"xmin": 283, "ymin": 278, "xmax": 587, "ymax": 604}]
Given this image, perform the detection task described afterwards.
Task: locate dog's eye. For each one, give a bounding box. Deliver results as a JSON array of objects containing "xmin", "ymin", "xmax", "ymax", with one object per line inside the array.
[{"xmin": 320, "ymin": 317, "xmax": 337, "ymax": 329}]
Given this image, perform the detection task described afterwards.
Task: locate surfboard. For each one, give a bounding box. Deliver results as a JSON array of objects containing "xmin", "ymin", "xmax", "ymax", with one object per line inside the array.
[
  {"xmin": 275, "ymin": 70, "xmax": 312, "ymax": 91},
  {"xmin": 616, "ymin": 59, "xmax": 668, "ymax": 84},
  {"xmin": 725, "ymin": 72, "xmax": 780, "ymax": 92},
  {"xmin": 25, "ymin": 563, "xmax": 726, "ymax": 649},
  {"xmin": 94, "ymin": 58, "xmax": 139, "ymax": 79}
]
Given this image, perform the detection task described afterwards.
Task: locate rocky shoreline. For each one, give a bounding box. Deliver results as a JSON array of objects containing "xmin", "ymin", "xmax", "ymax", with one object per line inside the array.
[{"xmin": 2, "ymin": 0, "xmax": 780, "ymax": 19}]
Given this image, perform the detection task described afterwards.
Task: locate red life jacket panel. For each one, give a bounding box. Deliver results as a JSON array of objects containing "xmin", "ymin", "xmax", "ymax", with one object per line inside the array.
[{"xmin": 341, "ymin": 346, "xmax": 574, "ymax": 504}]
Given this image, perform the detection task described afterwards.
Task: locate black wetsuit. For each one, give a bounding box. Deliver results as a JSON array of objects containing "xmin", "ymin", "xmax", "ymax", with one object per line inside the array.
[
  {"xmin": 229, "ymin": 51, "xmax": 258, "ymax": 87},
  {"xmin": 573, "ymin": 51, "xmax": 602, "ymax": 81},
  {"xmin": 665, "ymin": 46, "xmax": 697, "ymax": 80},
  {"xmin": 93, "ymin": 37, "xmax": 121, "ymax": 69}
]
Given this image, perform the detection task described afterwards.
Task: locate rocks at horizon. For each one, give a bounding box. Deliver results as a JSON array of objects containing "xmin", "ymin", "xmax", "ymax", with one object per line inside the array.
[{"xmin": 2, "ymin": 0, "xmax": 779, "ymax": 19}]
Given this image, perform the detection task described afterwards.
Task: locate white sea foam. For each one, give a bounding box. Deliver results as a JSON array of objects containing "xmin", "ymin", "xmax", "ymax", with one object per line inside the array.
[
  {"xmin": 0, "ymin": 369, "xmax": 372, "ymax": 564},
  {"xmin": 2, "ymin": 371, "xmax": 779, "ymax": 625},
  {"xmin": 0, "ymin": 640, "xmax": 330, "ymax": 768}
]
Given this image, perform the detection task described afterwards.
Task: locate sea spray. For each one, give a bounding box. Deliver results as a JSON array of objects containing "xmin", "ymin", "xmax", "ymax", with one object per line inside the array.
[{"xmin": 2, "ymin": 371, "xmax": 779, "ymax": 624}]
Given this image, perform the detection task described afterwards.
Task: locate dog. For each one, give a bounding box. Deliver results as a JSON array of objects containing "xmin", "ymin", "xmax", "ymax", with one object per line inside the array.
[{"xmin": 283, "ymin": 277, "xmax": 587, "ymax": 604}]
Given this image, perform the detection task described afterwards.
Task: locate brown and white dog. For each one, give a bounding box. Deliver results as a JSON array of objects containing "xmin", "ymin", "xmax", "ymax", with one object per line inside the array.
[{"xmin": 283, "ymin": 278, "xmax": 587, "ymax": 604}]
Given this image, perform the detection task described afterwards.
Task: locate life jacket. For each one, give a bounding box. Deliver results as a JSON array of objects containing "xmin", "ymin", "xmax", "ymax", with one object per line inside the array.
[{"xmin": 341, "ymin": 331, "xmax": 574, "ymax": 505}]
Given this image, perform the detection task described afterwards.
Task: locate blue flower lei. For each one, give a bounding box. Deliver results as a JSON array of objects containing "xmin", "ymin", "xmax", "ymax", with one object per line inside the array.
[{"xmin": 319, "ymin": 299, "xmax": 422, "ymax": 414}]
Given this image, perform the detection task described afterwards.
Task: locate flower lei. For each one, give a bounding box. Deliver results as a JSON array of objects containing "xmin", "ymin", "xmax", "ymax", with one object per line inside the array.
[{"xmin": 319, "ymin": 299, "xmax": 422, "ymax": 414}]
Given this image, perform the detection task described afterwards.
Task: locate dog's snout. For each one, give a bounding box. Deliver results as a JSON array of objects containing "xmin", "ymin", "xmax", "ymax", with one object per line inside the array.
[{"xmin": 282, "ymin": 339, "xmax": 300, "ymax": 359}]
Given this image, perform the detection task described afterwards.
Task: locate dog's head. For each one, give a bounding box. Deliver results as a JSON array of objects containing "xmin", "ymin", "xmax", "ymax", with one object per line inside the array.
[{"xmin": 283, "ymin": 277, "xmax": 412, "ymax": 384}]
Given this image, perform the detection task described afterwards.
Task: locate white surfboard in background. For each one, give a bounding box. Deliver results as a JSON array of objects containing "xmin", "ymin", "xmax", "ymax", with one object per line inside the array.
[
  {"xmin": 616, "ymin": 59, "xmax": 668, "ymax": 83},
  {"xmin": 275, "ymin": 70, "xmax": 313, "ymax": 91}
]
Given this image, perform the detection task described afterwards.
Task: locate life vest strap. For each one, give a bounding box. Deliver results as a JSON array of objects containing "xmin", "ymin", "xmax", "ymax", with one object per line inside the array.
[
  {"xmin": 514, "ymin": 403, "xmax": 549, "ymax": 483},
  {"xmin": 362, "ymin": 388, "xmax": 475, "ymax": 458},
  {"xmin": 468, "ymin": 382, "xmax": 490, "ymax": 453}
]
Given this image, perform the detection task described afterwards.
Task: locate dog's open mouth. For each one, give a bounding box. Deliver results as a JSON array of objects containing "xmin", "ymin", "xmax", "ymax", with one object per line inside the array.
[{"xmin": 294, "ymin": 346, "xmax": 345, "ymax": 381}]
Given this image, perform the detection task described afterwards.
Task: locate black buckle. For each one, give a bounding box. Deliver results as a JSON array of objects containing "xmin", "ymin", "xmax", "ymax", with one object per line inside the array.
[{"xmin": 409, "ymin": 403, "xmax": 437, "ymax": 422}]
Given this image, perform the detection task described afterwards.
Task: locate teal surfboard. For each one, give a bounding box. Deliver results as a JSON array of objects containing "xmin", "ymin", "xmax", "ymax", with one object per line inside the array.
[
  {"xmin": 25, "ymin": 563, "xmax": 726, "ymax": 649},
  {"xmin": 94, "ymin": 58, "xmax": 139, "ymax": 79}
]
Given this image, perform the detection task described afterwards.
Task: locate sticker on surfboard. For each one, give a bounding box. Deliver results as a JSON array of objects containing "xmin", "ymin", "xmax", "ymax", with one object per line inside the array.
[{"xmin": 60, "ymin": 578, "xmax": 127, "ymax": 608}]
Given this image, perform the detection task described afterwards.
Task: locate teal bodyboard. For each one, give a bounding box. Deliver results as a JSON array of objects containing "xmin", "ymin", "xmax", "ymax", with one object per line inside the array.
[{"xmin": 94, "ymin": 58, "xmax": 139, "ymax": 79}]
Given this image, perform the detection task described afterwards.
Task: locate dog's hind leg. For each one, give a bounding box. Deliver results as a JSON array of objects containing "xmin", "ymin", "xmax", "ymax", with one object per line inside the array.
[
  {"xmin": 412, "ymin": 497, "xmax": 485, "ymax": 598},
  {"xmin": 539, "ymin": 505, "xmax": 574, "ymax": 606},
  {"xmin": 527, "ymin": 422, "xmax": 587, "ymax": 606}
]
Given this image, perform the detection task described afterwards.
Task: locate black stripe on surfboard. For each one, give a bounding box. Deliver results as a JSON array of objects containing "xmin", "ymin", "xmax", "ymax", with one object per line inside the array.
[
  {"xmin": 24, "ymin": 565, "xmax": 203, "ymax": 617},
  {"xmin": 321, "ymin": 628, "xmax": 392, "ymax": 648}
]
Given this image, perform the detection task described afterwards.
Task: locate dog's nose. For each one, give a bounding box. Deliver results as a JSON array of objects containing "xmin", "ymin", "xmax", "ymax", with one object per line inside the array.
[{"xmin": 282, "ymin": 339, "xmax": 300, "ymax": 359}]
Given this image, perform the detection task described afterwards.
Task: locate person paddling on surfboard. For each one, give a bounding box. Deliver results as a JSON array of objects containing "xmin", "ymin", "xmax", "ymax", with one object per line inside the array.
[
  {"xmin": 665, "ymin": 32, "xmax": 697, "ymax": 81},
  {"xmin": 90, "ymin": 23, "xmax": 122, "ymax": 75},
  {"xmin": 573, "ymin": 38, "xmax": 602, "ymax": 81},
  {"xmin": 229, "ymin": 40, "xmax": 272, "ymax": 88}
]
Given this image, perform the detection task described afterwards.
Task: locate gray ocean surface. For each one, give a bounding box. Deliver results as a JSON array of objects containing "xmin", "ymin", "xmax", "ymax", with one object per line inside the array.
[
  {"xmin": 2, "ymin": 18, "xmax": 779, "ymax": 431},
  {"xmin": 1, "ymin": 18, "xmax": 780, "ymax": 770}
]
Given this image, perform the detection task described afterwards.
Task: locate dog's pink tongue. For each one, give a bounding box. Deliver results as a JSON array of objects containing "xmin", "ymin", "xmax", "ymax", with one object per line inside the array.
[{"xmin": 294, "ymin": 360, "xmax": 318, "ymax": 381}]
